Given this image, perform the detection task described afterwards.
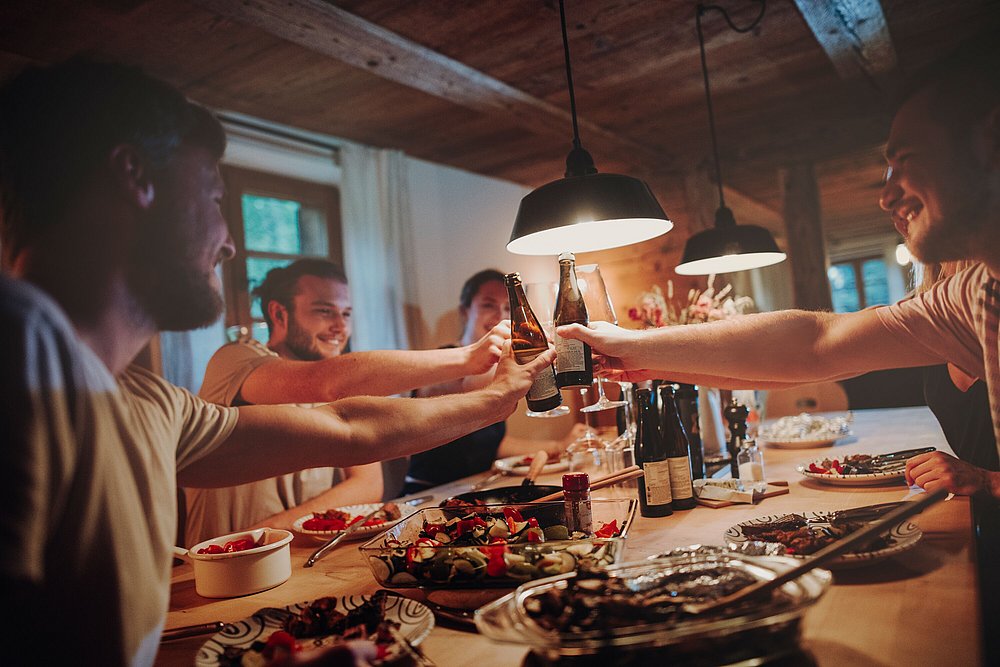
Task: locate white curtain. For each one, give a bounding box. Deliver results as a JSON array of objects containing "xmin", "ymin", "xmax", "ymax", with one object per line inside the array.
[{"xmin": 339, "ymin": 143, "xmax": 415, "ymax": 353}]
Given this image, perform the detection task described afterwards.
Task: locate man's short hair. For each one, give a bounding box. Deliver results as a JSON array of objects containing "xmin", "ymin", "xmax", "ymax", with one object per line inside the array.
[
  {"xmin": 0, "ymin": 57, "xmax": 226, "ymax": 262},
  {"xmin": 893, "ymin": 32, "xmax": 1000, "ymax": 134},
  {"xmin": 254, "ymin": 259, "xmax": 348, "ymax": 331},
  {"xmin": 459, "ymin": 269, "xmax": 505, "ymax": 310}
]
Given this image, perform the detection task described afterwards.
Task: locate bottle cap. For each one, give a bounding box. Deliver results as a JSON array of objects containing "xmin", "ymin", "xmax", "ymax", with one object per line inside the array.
[
  {"xmin": 558, "ymin": 251, "xmax": 576, "ymax": 262},
  {"xmin": 562, "ymin": 472, "xmax": 590, "ymax": 492},
  {"xmin": 503, "ymin": 272, "xmax": 521, "ymax": 285}
]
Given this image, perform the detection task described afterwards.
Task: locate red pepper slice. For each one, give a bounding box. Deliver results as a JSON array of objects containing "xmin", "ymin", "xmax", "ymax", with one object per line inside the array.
[
  {"xmin": 526, "ymin": 529, "xmax": 542, "ymax": 543},
  {"xmin": 502, "ymin": 507, "xmax": 524, "ymax": 523},
  {"xmin": 594, "ymin": 520, "xmax": 618, "ymax": 538},
  {"xmin": 527, "ymin": 517, "xmax": 539, "ymax": 528},
  {"xmin": 265, "ymin": 631, "xmax": 298, "ymax": 653},
  {"xmin": 486, "ymin": 546, "xmax": 507, "ymax": 577},
  {"xmin": 808, "ymin": 463, "xmax": 829, "ymax": 474}
]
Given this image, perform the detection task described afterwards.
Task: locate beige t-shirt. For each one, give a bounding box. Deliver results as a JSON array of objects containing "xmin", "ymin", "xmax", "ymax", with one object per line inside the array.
[
  {"xmin": 0, "ymin": 276, "xmax": 238, "ymax": 666},
  {"xmin": 185, "ymin": 340, "xmax": 339, "ymax": 546},
  {"xmin": 876, "ymin": 263, "xmax": 1000, "ymax": 460}
]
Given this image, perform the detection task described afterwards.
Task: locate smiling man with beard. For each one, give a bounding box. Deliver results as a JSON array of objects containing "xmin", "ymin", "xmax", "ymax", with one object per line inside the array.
[
  {"xmin": 0, "ymin": 58, "xmax": 552, "ymax": 667},
  {"xmin": 556, "ymin": 34, "xmax": 1000, "ymax": 501}
]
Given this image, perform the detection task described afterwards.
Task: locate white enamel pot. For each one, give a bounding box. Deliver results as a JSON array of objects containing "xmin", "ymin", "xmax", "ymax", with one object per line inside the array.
[{"xmin": 177, "ymin": 528, "xmax": 293, "ymax": 599}]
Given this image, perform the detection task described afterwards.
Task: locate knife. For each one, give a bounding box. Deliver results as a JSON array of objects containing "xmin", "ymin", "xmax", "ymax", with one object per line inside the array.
[{"xmin": 304, "ymin": 495, "xmax": 432, "ymax": 567}]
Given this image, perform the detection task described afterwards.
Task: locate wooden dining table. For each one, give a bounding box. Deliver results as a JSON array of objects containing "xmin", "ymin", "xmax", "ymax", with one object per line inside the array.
[{"xmin": 155, "ymin": 406, "xmax": 982, "ymax": 666}]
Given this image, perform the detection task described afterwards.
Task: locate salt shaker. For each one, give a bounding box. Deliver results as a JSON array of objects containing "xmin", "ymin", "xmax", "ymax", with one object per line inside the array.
[
  {"xmin": 562, "ymin": 472, "xmax": 593, "ymax": 534},
  {"xmin": 737, "ymin": 438, "xmax": 765, "ymax": 482}
]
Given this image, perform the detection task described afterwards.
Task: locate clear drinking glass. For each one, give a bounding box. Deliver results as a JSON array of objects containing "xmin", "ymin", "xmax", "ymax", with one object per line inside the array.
[
  {"xmin": 522, "ymin": 281, "xmax": 570, "ymax": 418},
  {"xmin": 575, "ymin": 264, "xmax": 628, "ymax": 413}
]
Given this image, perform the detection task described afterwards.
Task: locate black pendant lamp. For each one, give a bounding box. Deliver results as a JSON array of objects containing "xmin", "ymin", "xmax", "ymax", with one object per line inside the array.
[
  {"xmin": 675, "ymin": 2, "xmax": 785, "ymax": 276},
  {"xmin": 507, "ymin": 0, "xmax": 672, "ymax": 256}
]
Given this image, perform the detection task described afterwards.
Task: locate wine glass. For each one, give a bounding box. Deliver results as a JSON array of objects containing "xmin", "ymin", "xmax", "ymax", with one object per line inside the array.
[
  {"xmin": 522, "ymin": 281, "xmax": 570, "ymax": 418},
  {"xmin": 575, "ymin": 264, "xmax": 628, "ymax": 413}
]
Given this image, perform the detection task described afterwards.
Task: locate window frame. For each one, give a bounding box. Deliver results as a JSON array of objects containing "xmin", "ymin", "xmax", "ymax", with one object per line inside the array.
[
  {"xmin": 829, "ymin": 254, "xmax": 889, "ymax": 312},
  {"xmin": 220, "ymin": 165, "xmax": 343, "ymax": 330}
]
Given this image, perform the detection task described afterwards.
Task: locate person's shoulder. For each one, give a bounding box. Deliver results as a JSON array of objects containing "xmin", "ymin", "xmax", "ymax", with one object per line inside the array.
[{"xmin": 0, "ymin": 274, "xmax": 75, "ymax": 334}]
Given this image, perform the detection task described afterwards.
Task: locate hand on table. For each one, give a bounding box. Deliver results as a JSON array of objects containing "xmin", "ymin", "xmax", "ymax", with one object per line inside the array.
[{"xmin": 905, "ymin": 451, "xmax": 1000, "ymax": 498}]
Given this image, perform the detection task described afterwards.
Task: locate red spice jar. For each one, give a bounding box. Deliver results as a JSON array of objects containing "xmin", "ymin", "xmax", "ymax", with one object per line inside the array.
[{"xmin": 562, "ymin": 472, "xmax": 593, "ymax": 534}]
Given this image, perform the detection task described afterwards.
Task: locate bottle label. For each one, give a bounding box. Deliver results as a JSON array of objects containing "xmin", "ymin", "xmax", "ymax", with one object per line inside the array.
[
  {"xmin": 667, "ymin": 456, "xmax": 693, "ymax": 500},
  {"xmin": 514, "ymin": 348, "xmax": 560, "ymax": 401},
  {"xmin": 527, "ymin": 366, "xmax": 559, "ymax": 401},
  {"xmin": 554, "ymin": 334, "xmax": 586, "ymax": 373},
  {"xmin": 643, "ymin": 460, "xmax": 673, "ymax": 506}
]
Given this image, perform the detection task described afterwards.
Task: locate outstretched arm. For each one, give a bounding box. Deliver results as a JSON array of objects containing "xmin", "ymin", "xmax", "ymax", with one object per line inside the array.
[
  {"xmin": 239, "ymin": 322, "xmax": 510, "ymax": 405},
  {"xmin": 556, "ymin": 309, "xmax": 941, "ymax": 387},
  {"xmin": 178, "ymin": 342, "xmax": 554, "ymax": 488}
]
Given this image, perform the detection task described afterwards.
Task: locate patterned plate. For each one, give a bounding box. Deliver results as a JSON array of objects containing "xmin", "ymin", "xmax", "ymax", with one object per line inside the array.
[
  {"xmin": 292, "ymin": 503, "xmax": 419, "ymax": 545},
  {"xmin": 493, "ymin": 454, "xmax": 569, "ymax": 476},
  {"xmin": 797, "ymin": 458, "xmax": 906, "ymax": 486},
  {"xmin": 195, "ymin": 594, "xmax": 433, "ymax": 666},
  {"xmin": 724, "ymin": 512, "xmax": 922, "ymax": 569}
]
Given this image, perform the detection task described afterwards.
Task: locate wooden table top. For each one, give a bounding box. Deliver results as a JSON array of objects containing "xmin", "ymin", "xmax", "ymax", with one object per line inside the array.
[{"xmin": 155, "ymin": 406, "xmax": 982, "ymax": 666}]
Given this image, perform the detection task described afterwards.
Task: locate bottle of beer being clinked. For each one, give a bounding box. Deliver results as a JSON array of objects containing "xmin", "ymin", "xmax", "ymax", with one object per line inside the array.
[
  {"xmin": 553, "ymin": 251, "xmax": 593, "ymax": 389},
  {"xmin": 504, "ymin": 272, "xmax": 562, "ymax": 412}
]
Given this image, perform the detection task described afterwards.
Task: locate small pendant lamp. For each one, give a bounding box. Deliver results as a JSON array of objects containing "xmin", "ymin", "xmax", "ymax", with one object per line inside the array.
[{"xmin": 675, "ymin": 2, "xmax": 785, "ymax": 275}]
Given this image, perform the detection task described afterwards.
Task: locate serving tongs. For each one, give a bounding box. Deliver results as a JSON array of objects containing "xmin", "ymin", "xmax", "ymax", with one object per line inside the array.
[
  {"xmin": 868, "ymin": 446, "xmax": 935, "ymax": 468},
  {"xmin": 683, "ymin": 488, "xmax": 948, "ymax": 615}
]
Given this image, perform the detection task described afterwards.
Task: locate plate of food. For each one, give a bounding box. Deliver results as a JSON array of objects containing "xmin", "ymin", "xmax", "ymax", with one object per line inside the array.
[
  {"xmin": 292, "ymin": 503, "xmax": 419, "ymax": 545},
  {"xmin": 724, "ymin": 511, "xmax": 922, "ymax": 568},
  {"xmin": 759, "ymin": 413, "xmax": 853, "ymax": 449},
  {"xmin": 493, "ymin": 453, "xmax": 569, "ymax": 476},
  {"xmin": 797, "ymin": 453, "xmax": 907, "ymax": 486},
  {"xmin": 195, "ymin": 591, "xmax": 433, "ymax": 666}
]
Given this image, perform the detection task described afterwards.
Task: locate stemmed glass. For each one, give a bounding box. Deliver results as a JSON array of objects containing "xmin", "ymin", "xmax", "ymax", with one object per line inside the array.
[
  {"xmin": 576, "ymin": 264, "xmax": 628, "ymax": 413},
  {"xmin": 522, "ymin": 281, "xmax": 570, "ymax": 418}
]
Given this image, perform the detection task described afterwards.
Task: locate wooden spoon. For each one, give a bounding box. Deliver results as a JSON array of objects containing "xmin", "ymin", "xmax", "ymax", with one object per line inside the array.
[
  {"xmin": 522, "ymin": 450, "xmax": 549, "ymax": 487},
  {"xmin": 682, "ymin": 487, "xmax": 949, "ymax": 615}
]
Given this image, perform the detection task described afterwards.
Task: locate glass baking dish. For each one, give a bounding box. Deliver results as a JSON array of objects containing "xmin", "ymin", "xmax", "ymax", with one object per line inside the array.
[
  {"xmin": 358, "ymin": 498, "xmax": 636, "ymax": 589},
  {"xmin": 474, "ymin": 553, "xmax": 831, "ymax": 662}
]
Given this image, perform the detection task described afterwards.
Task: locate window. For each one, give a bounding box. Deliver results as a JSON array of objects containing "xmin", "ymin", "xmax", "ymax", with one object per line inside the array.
[
  {"xmin": 828, "ymin": 256, "xmax": 890, "ymax": 312},
  {"xmin": 221, "ymin": 166, "xmax": 342, "ymax": 342}
]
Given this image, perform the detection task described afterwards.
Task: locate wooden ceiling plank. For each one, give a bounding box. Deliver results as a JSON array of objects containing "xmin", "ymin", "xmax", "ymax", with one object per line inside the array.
[
  {"xmin": 192, "ymin": 0, "xmax": 672, "ymax": 170},
  {"xmin": 792, "ymin": 0, "xmax": 897, "ymax": 84}
]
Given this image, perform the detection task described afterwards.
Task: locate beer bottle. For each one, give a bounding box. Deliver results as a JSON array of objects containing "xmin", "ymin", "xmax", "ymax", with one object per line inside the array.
[
  {"xmin": 504, "ymin": 272, "xmax": 562, "ymax": 412},
  {"xmin": 553, "ymin": 252, "xmax": 593, "ymax": 389},
  {"xmin": 658, "ymin": 384, "xmax": 697, "ymax": 510},
  {"xmin": 634, "ymin": 385, "xmax": 673, "ymax": 517}
]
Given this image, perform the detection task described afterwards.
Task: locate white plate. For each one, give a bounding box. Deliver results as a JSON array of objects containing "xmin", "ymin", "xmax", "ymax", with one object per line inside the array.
[
  {"xmin": 195, "ymin": 593, "xmax": 433, "ymax": 666},
  {"xmin": 493, "ymin": 454, "xmax": 569, "ymax": 476},
  {"xmin": 797, "ymin": 457, "xmax": 906, "ymax": 486},
  {"xmin": 760, "ymin": 435, "xmax": 849, "ymax": 449},
  {"xmin": 292, "ymin": 503, "xmax": 418, "ymax": 545},
  {"xmin": 724, "ymin": 512, "xmax": 922, "ymax": 569}
]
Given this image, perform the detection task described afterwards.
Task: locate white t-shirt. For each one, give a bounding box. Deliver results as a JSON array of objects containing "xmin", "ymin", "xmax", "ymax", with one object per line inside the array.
[
  {"xmin": 184, "ymin": 340, "xmax": 339, "ymax": 546},
  {"xmin": 0, "ymin": 275, "xmax": 238, "ymax": 666}
]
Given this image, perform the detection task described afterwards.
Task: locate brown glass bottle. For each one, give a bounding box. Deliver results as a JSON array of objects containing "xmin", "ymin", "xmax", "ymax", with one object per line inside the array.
[
  {"xmin": 657, "ymin": 384, "xmax": 697, "ymax": 510},
  {"xmin": 504, "ymin": 272, "xmax": 562, "ymax": 412},
  {"xmin": 553, "ymin": 252, "xmax": 593, "ymax": 389},
  {"xmin": 634, "ymin": 386, "xmax": 673, "ymax": 517}
]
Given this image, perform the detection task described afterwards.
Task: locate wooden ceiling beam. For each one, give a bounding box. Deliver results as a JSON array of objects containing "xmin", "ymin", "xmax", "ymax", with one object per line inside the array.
[
  {"xmin": 792, "ymin": 0, "xmax": 897, "ymax": 86},
  {"xmin": 193, "ymin": 0, "xmax": 674, "ymax": 171}
]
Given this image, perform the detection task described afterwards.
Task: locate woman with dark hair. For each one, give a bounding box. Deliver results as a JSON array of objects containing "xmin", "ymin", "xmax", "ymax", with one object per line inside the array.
[{"xmin": 403, "ymin": 270, "xmax": 584, "ymax": 493}]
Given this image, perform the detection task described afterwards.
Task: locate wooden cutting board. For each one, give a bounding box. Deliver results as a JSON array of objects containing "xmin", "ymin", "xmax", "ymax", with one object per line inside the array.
[{"xmin": 696, "ymin": 482, "xmax": 790, "ymax": 508}]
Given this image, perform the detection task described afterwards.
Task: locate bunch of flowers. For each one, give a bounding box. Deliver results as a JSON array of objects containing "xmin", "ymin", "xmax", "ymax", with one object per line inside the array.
[{"xmin": 628, "ymin": 274, "xmax": 754, "ymax": 327}]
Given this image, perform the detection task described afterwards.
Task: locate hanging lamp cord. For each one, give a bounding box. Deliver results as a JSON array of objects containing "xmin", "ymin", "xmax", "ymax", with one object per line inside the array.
[
  {"xmin": 559, "ymin": 0, "xmax": 582, "ymax": 149},
  {"xmin": 696, "ymin": 1, "xmax": 766, "ymax": 209}
]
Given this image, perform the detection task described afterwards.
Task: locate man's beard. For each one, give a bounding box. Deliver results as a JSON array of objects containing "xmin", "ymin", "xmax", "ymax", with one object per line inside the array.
[
  {"xmin": 284, "ymin": 315, "xmax": 325, "ymax": 361},
  {"xmin": 128, "ymin": 209, "xmax": 224, "ymax": 332}
]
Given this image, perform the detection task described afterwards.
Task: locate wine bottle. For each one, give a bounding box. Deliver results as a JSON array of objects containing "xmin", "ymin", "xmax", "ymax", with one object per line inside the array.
[
  {"xmin": 657, "ymin": 384, "xmax": 697, "ymax": 510},
  {"xmin": 674, "ymin": 383, "xmax": 706, "ymax": 480},
  {"xmin": 633, "ymin": 386, "xmax": 673, "ymax": 517},
  {"xmin": 504, "ymin": 272, "xmax": 562, "ymax": 412},
  {"xmin": 553, "ymin": 251, "xmax": 593, "ymax": 389}
]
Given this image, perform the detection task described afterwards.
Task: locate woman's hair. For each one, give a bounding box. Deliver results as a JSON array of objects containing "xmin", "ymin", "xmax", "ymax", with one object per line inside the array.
[
  {"xmin": 459, "ymin": 269, "xmax": 505, "ymax": 310},
  {"xmin": 916, "ymin": 260, "xmax": 978, "ymax": 294}
]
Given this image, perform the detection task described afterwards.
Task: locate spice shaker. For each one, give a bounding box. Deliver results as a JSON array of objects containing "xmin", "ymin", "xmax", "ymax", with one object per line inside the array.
[
  {"xmin": 737, "ymin": 438, "xmax": 765, "ymax": 482},
  {"xmin": 562, "ymin": 472, "xmax": 593, "ymax": 534}
]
